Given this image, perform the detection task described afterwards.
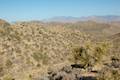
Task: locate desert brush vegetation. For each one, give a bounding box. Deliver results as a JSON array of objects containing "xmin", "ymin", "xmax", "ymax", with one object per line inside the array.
[{"xmin": 0, "ymin": 19, "xmax": 120, "ymax": 80}]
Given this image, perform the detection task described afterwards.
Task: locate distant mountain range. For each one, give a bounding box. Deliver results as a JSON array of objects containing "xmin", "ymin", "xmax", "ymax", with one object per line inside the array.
[{"xmin": 44, "ymin": 15, "xmax": 120, "ymax": 23}]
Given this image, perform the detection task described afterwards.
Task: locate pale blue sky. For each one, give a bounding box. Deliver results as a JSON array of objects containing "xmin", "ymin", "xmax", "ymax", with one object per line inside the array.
[{"xmin": 0, "ymin": 0, "xmax": 120, "ymax": 21}]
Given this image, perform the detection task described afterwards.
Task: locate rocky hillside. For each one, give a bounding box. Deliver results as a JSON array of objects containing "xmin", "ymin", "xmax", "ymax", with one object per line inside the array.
[
  {"xmin": 45, "ymin": 21, "xmax": 120, "ymax": 40},
  {"xmin": 0, "ymin": 19, "xmax": 10, "ymax": 27},
  {"xmin": 0, "ymin": 20, "xmax": 90, "ymax": 80},
  {"xmin": 0, "ymin": 19, "xmax": 120, "ymax": 80}
]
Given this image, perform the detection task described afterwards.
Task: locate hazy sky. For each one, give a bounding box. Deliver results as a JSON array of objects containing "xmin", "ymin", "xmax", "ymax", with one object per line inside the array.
[{"xmin": 0, "ymin": 0, "xmax": 120, "ymax": 21}]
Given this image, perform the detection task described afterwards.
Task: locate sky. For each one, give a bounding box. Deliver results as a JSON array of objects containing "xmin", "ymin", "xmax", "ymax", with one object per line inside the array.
[{"xmin": 0, "ymin": 0, "xmax": 120, "ymax": 21}]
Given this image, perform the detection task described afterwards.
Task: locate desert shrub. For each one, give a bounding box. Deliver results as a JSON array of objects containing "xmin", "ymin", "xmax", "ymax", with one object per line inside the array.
[
  {"xmin": 70, "ymin": 41, "xmax": 110, "ymax": 68},
  {"xmin": 72, "ymin": 46, "xmax": 93, "ymax": 67},
  {"xmin": 0, "ymin": 28, "xmax": 6, "ymax": 37},
  {"xmin": 94, "ymin": 42, "xmax": 110, "ymax": 63},
  {"xmin": 0, "ymin": 66, "xmax": 4, "ymax": 77},
  {"xmin": 97, "ymin": 68, "xmax": 120, "ymax": 80},
  {"xmin": 9, "ymin": 30, "xmax": 21, "ymax": 41},
  {"xmin": 0, "ymin": 28, "xmax": 5, "ymax": 33},
  {"xmin": 32, "ymin": 52, "xmax": 41, "ymax": 61},
  {"xmin": 3, "ymin": 74, "xmax": 14, "ymax": 80},
  {"xmin": 5, "ymin": 59, "xmax": 12, "ymax": 68},
  {"xmin": 32, "ymin": 52, "xmax": 49, "ymax": 65}
]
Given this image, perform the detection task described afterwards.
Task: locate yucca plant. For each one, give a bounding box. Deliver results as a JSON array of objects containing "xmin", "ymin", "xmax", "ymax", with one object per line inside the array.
[
  {"xmin": 71, "ymin": 46, "xmax": 93, "ymax": 68},
  {"xmin": 70, "ymin": 41, "xmax": 111, "ymax": 68}
]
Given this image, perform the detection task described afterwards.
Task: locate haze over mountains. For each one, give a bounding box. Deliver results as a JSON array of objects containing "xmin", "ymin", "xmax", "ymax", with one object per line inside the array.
[{"xmin": 44, "ymin": 15, "xmax": 120, "ymax": 23}]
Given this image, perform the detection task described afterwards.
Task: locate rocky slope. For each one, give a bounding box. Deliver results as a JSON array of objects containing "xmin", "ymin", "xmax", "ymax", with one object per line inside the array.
[
  {"xmin": 0, "ymin": 19, "xmax": 120, "ymax": 80},
  {"xmin": 0, "ymin": 20, "xmax": 90, "ymax": 80},
  {"xmin": 0, "ymin": 19, "xmax": 10, "ymax": 27}
]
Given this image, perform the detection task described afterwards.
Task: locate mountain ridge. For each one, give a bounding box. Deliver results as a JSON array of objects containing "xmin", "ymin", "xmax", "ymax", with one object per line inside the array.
[{"xmin": 43, "ymin": 15, "xmax": 120, "ymax": 23}]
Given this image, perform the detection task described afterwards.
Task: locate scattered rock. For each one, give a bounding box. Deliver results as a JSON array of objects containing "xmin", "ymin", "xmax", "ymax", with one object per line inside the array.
[
  {"xmin": 71, "ymin": 64, "xmax": 85, "ymax": 69},
  {"xmin": 79, "ymin": 76, "xmax": 97, "ymax": 80},
  {"xmin": 61, "ymin": 66, "xmax": 72, "ymax": 73}
]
